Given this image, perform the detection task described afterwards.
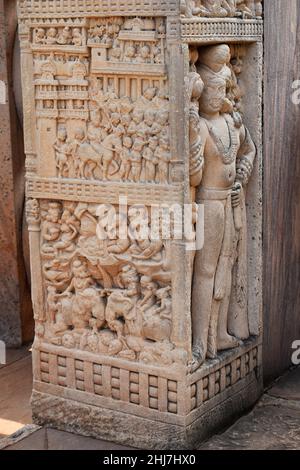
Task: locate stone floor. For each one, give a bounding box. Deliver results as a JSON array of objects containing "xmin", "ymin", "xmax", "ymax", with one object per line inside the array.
[
  {"xmin": 199, "ymin": 367, "xmax": 300, "ymax": 450},
  {"xmin": 0, "ymin": 349, "xmax": 299, "ymax": 450},
  {"xmin": 0, "ymin": 346, "xmax": 33, "ymax": 439}
]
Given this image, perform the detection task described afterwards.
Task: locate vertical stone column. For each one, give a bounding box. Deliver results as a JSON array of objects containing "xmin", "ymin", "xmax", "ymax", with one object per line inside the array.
[{"xmin": 17, "ymin": 0, "xmax": 264, "ymax": 449}]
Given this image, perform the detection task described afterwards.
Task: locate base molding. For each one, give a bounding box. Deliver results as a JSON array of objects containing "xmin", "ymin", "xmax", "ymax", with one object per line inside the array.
[{"xmin": 31, "ymin": 372, "xmax": 262, "ymax": 449}]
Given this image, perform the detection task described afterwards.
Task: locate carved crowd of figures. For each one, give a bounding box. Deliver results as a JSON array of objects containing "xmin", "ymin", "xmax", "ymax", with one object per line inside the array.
[
  {"xmin": 53, "ymin": 84, "xmax": 171, "ymax": 184},
  {"xmin": 187, "ymin": 44, "xmax": 256, "ymax": 371},
  {"xmin": 181, "ymin": 0, "xmax": 263, "ymax": 18},
  {"xmin": 35, "ymin": 200, "xmax": 185, "ymax": 366},
  {"xmin": 34, "ymin": 26, "xmax": 84, "ymax": 47},
  {"xmin": 88, "ymin": 17, "xmax": 165, "ymax": 65}
]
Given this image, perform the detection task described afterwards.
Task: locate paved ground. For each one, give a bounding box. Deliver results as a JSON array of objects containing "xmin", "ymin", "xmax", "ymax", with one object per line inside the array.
[
  {"xmin": 200, "ymin": 367, "xmax": 300, "ymax": 450},
  {"xmin": 0, "ymin": 349, "xmax": 299, "ymax": 450},
  {"xmin": 0, "ymin": 346, "xmax": 32, "ymax": 438}
]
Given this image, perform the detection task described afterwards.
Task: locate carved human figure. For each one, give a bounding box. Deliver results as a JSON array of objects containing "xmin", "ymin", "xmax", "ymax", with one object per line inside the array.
[
  {"xmin": 190, "ymin": 44, "xmax": 256, "ymax": 370},
  {"xmin": 54, "ymin": 127, "xmax": 69, "ymax": 178},
  {"xmin": 26, "ymin": 199, "xmax": 40, "ymax": 227},
  {"xmin": 72, "ymin": 28, "xmax": 83, "ymax": 46},
  {"xmin": 187, "ymin": 71, "xmax": 205, "ymax": 187},
  {"xmin": 41, "ymin": 202, "xmax": 62, "ymax": 255},
  {"xmin": 137, "ymin": 45, "xmax": 151, "ymax": 63},
  {"xmin": 128, "ymin": 110, "xmax": 144, "ymax": 139},
  {"xmin": 119, "ymin": 136, "xmax": 133, "ymax": 181},
  {"xmin": 47, "ymin": 286, "xmax": 59, "ymax": 323},
  {"xmin": 57, "ymin": 26, "xmax": 72, "ymax": 45},
  {"xmin": 143, "ymin": 286, "xmax": 172, "ymax": 342},
  {"xmin": 236, "ymin": 0, "xmax": 261, "ymax": 16},
  {"xmin": 130, "ymin": 136, "xmax": 146, "ymax": 182},
  {"xmin": 181, "ymin": 0, "xmax": 262, "ymax": 17},
  {"xmin": 87, "ymin": 110, "xmax": 105, "ymax": 149},
  {"xmin": 43, "ymin": 258, "xmax": 70, "ymax": 289},
  {"xmin": 153, "ymin": 44, "xmax": 163, "ymax": 64},
  {"xmin": 61, "ymin": 259, "xmax": 105, "ymax": 330},
  {"xmin": 35, "ymin": 28, "xmax": 46, "ymax": 44},
  {"xmin": 68, "ymin": 128, "xmax": 87, "ymax": 178},
  {"xmin": 53, "ymin": 208, "xmax": 79, "ymax": 256},
  {"xmin": 139, "ymin": 276, "xmax": 158, "ymax": 312},
  {"xmin": 124, "ymin": 44, "xmax": 136, "ymax": 62},
  {"xmin": 202, "ymin": 0, "xmax": 229, "ymax": 17},
  {"xmin": 180, "ymin": 0, "xmax": 210, "ymax": 17},
  {"xmin": 155, "ymin": 136, "xmax": 171, "ymax": 185},
  {"xmin": 118, "ymin": 265, "xmax": 140, "ymax": 299},
  {"xmin": 141, "ymin": 110, "xmax": 156, "ymax": 137},
  {"xmin": 137, "ymin": 87, "xmax": 157, "ymax": 109},
  {"xmin": 143, "ymin": 136, "xmax": 158, "ymax": 182},
  {"xmin": 102, "ymin": 125, "xmax": 123, "ymax": 180},
  {"xmin": 46, "ymin": 28, "xmax": 58, "ymax": 45},
  {"xmin": 110, "ymin": 41, "xmax": 122, "ymax": 61},
  {"xmin": 151, "ymin": 110, "xmax": 169, "ymax": 139}
]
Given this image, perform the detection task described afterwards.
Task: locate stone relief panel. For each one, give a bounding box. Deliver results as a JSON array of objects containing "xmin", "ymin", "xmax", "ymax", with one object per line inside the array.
[
  {"xmin": 187, "ymin": 43, "xmax": 257, "ymax": 371},
  {"xmin": 34, "ymin": 199, "xmax": 187, "ymax": 367},
  {"xmin": 180, "ymin": 0, "xmax": 263, "ymax": 18},
  {"xmin": 30, "ymin": 17, "xmax": 173, "ymax": 184},
  {"xmin": 18, "ymin": 0, "xmax": 263, "ymax": 447}
]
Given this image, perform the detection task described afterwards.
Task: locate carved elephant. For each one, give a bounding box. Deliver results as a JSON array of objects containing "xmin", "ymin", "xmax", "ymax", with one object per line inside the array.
[
  {"xmin": 61, "ymin": 288, "xmax": 106, "ymax": 330},
  {"xmin": 105, "ymin": 291, "xmax": 134, "ymax": 338}
]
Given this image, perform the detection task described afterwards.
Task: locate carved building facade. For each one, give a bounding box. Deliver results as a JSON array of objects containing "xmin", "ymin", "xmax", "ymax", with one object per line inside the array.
[{"xmin": 18, "ymin": 0, "xmax": 263, "ymax": 448}]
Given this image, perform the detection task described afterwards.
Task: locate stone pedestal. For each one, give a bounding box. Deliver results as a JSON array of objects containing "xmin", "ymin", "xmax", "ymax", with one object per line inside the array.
[{"xmin": 18, "ymin": 0, "xmax": 263, "ymax": 449}]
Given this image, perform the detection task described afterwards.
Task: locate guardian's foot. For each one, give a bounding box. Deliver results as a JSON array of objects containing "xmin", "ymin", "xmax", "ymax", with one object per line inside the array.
[
  {"xmin": 218, "ymin": 334, "xmax": 241, "ymax": 351},
  {"xmin": 188, "ymin": 345, "xmax": 206, "ymax": 373}
]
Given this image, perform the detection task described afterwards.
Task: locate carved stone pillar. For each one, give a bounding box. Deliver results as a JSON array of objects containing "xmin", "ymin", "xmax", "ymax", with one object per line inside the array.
[{"xmin": 17, "ymin": 0, "xmax": 263, "ymax": 448}]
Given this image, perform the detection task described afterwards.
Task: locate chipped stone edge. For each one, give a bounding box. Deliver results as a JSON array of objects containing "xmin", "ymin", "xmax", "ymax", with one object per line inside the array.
[{"xmin": 0, "ymin": 424, "xmax": 42, "ymax": 450}]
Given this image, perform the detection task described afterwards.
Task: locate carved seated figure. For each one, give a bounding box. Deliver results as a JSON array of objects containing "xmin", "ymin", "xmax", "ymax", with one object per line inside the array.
[
  {"xmin": 60, "ymin": 259, "xmax": 106, "ymax": 331},
  {"xmin": 180, "ymin": 0, "xmax": 210, "ymax": 17},
  {"xmin": 204, "ymin": 0, "xmax": 227, "ymax": 16},
  {"xmin": 41, "ymin": 202, "xmax": 62, "ymax": 256},
  {"xmin": 57, "ymin": 26, "xmax": 72, "ymax": 45},
  {"xmin": 236, "ymin": 0, "xmax": 262, "ymax": 17},
  {"xmin": 143, "ymin": 286, "xmax": 172, "ymax": 342},
  {"xmin": 43, "ymin": 258, "xmax": 71, "ymax": 290},
  {"xmin": 181, "ymin": 0, "xmax": 238, "ymax": 17},
  {"xmin": 72, "ymin": 28, "xmax": 83, "ymax": 46},
  {"xmin": 190, "ymin": 44, "xmax": 256, "ymax": 371},
  {"xmin": 35, "ymin": 28, "xmax": 46, "ymax": 44},
  {"xmin": 53, "ymin": 208, "xmax": 79, "ymax": 256},
  {"xmin": 46, "ymin": 28, "xmax": 57, "ymax": 45}
]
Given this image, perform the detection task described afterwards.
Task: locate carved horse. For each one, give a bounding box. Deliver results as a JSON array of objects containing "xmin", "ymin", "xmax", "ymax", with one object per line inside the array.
[{"xmin": 75, "ymin": 138, "xmax": 120, "ymax": 180}]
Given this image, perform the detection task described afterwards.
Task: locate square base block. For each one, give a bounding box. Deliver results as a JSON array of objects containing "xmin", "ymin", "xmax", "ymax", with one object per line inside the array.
[{"xmin": 31, "ymin": 339, "xmax": 263, "ymax": 449}]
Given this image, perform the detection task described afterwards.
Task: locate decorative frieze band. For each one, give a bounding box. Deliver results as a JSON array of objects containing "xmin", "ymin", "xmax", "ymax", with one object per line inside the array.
[
  {"xmin": 181, "ymin": 18, "xmax": 263, "ymax": 43},
  {"xmin": 18, "ymin": 0, "xmax": 179, "ymax": 18},
  {"xmin": 26, "ymin": 177, "xmax": 184, "ymax": 206}
]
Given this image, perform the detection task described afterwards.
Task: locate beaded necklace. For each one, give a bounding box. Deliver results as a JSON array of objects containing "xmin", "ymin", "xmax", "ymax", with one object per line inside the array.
[{"xmin": 204, "ymin": 116, "xmax": 239, "ymax": 165}]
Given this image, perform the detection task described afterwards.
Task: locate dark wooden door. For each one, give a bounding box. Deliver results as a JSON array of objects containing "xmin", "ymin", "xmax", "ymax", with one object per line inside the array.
[{"xmin": 264, "ymin": 0, "xmax": 300, "ymax": 384}]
